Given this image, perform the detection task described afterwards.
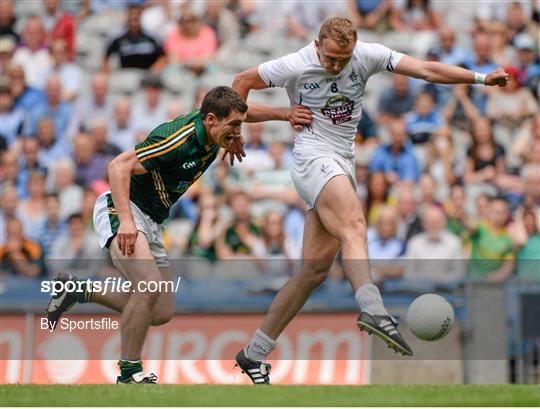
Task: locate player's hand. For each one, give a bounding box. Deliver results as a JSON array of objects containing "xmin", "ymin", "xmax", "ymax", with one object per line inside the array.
[
  {"xmin": 485, "ymin": 68, "xmax": 509, "ymax": 87},
  {"xmin": 221, "ymin": 135, "xmax": 246, "ymax": 166},
  {"xmin": 288, "ymin": 105, "xmax": 313, "ymax": 131},
  {"xmin": 117, "ymin": 219, "xmax": 138, "ymax": 256}
]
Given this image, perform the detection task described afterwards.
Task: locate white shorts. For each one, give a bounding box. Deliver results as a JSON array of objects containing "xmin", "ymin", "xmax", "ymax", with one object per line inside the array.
[
  {"xmin": 93, "ymin": 191, "xmax": 170, "ymax": 268},
  {"xmin": 291, "ymin": 150, "xmax": 356, "ymax": 209}
]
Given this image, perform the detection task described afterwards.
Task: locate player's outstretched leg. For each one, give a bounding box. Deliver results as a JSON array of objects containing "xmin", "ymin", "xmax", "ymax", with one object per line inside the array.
[
  {"xmin": 236, "ymin": 210, "xmax": 341, "ymax": 384},
  {"xmin": 316, "ymin": 175, "xmax": 412, "ymax": 356},
  {"xmin": 45, "ymin": 273, "xmax": 94, "ymax": 330}
]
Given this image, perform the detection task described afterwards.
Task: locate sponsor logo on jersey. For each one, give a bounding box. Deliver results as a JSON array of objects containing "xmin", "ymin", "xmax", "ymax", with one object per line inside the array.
[
  {"xmin": 321, "ymin": 95, "xmax": 355, "ymax": 125},
  {"xmin": 182, "ymin": 161, "xmax": 196, "ymax": 169},
  {"xmin": 303, "ymin": 82, "xmax": 320, "ymax": 90},
  {"xmin": 326, "ymin": 76, "xmax": 342, "ymax": 83}
]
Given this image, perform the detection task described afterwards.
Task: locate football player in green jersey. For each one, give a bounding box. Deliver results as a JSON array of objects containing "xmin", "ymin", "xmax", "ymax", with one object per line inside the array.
[{"xmin": 45, "ymin": 86, "xmax": 312, "ymax": 384}]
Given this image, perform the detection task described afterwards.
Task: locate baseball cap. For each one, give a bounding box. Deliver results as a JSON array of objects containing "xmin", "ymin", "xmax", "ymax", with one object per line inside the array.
[{"xmin": 514, "ymin": 34, "xmax": 535, "ymax": 51}]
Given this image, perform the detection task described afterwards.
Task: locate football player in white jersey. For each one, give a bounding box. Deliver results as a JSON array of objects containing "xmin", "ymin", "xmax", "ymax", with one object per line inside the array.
[{"xmin": 230, "ymin": 17, "xmax": 508, "ymax": 384}]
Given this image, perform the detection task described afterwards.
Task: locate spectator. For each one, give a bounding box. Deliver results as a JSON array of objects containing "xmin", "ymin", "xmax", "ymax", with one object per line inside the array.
[
  {"xmin": 18, "ymin": 138, "xmax": 47, "ymax": 199},
  {"xmin": 389, "ymin": 0, "xmax": 441, "ymax": 31},
  {"xmin": 367, "ymin": 205, "xmax": 404, "ymax": 281},
  {"xmin": 236, "ymin": 122, "xmax": 273, "ymax": 176},
  {"xmin": 489, "ymin": 21, "xmax": 516, "ymax": 67},
  {"xmin": 464, "ymin": 117, "xmax": 506, "ymax": 185},
  {"xmin": 405, "ymin": 91, "xmax": 445, "ymax": 145},
  {"xmin": 216, "ymin": 192, "xmax": 261, "ymax": 258},
  {"xmin": 108, "ymin": 97, "xmax": 136, "ymax": 152},
  {"xmin": 32, "ymin": 192, "xmax": 66, "ymax": 257},
  {"xmin": 164, "ymin": 10, "xmax": 218, "ymax": 76},
  {"xmin": 418, "ymin": 173, "xmax": 442, "ymax": 208},
  {"xmin": 426, "ymin": 127, "xmax": 461, "ymax": 194},
  {"xmin": 70, "ymin": 73, "xmax": 115, "ymax": 136},
  {"xmin": 514, "ymin": 33, "xmax": 540, "ymax": 99},
  {"xmin": 48, "ymin": 38, "xmax": 82, "ymax": 101},
  {"xmin": 395, "ymin": 182, "xmax": 423, "ymax": 246},
  {"xmin": 475, "ymin": 192, "xmax": 491, "ymax": 220},
  {"xmin": 0, "ymin": 36, "xmax": 15, "ymax": 73},
  {"xmin": 12, "ymin": 16, "xmax": 52, "ymax": 89},
  {"xmin": 444, "ymin": 184, "xmax": 470, "ymax": 243},
  {"xmin": 0, "ymin": 83, "xmax": 26, "ymax": 147},
  {"xmin": 377, "ymin": 74, "xmax": 416, "ymax": 125},
  {"xmin": 0, "ymin": 0, "xmax": 19, "ymax": 44},
  {"xmin": 28, "ymin": 74, "xmax": 73, "ymax": 141},
  {"xmin": 0, "ymin": 217, "xmax": 47, "ymax": 277},
  {"xmin": 505, "ymin": 1, "xmax": 539, "ymax": 46},
  {"xmin": 72, "ymin": 132, "xmax": 107, "ymax": 186},
  {"xmin": 512, "ymin": 113, "xmax": 540, "ymax": 165},
  {"xmin": 81, "ymin": 187, "xmax": 99, "ymax": 229},
  {"xmin": 17, "ymin": 171, "xmax": 47, "ymax": 239},
  {"xmin": 487, "ymin": 65, "xmax": 537, "ymax": 139},
  {"xmin": 364, "ymin": 171, "xmax": 390, "ymax": 225},
  {"xmin": 0, "ymin": 185, "xmax": 21, "ymax": 244},
  {"xmin": 132, "ymin": 75, "xmax": 167, "ymax": 132},
  {"xmin": 285, "ymin": 1, "xmax": 347, "ymax": 41},
  {"xmin": 49, "ymin": 213, "xmax": 104, "ymax": 273},
  {"xmin": 186, "ymin": 191, "xmax": 224, "ymax": 262},
  {"xmin": 437, "ymin": 26, "xmax": 469, "ymax": 66},
  {"xmin": 103, "ymin": 4, "xmax": 166, "ymax": 72},
  {"xmin": 347, "ymin": 0, "xmax": 394, "ymax": 31},
  {"xmin": 42, "ymin": 0, "xmax": 76, "ymax": 60},
  {"xmin": 203, "ymin": 1, "xmax": 240, "ymax": 64},
  {"xmin": 36, "ymin": 116, "xmax": 69, "ymax": 170},
  {"xmin": 442, "ymin": 82, "xmax": 483, "ymax": 130},
  {"xmin": 369, "ymin": 118, "xmax": 420, "ymax": 183},
  {"xmin": 522, "ymin": 165, "xmax": 540, "ymax": 209},
  {"xmin": 468, "ymin": 196, "xmax": 515, "ymax": 281},
  {"xmin": 405, "ymin": 205, "xmax": 464, "ymax": 282},
  {"xmin": 50, "ymin": 158, "xmax": 83, "ymax": 220},
  {"xmin": 0, "ymin": 151, "xmax": 22, "ymax": 196},
  {"xmin": 464, "ymin": 31, "xmax": 498, "ymax": 74},
  {"xmin": 87, "ymin": 117, "xmax": 122, "ymax": 159},
  {"xmin": 8, "ymin": 65, "xmax": 46, "ymax": 115},
  {"xmin": 510, "ymin": 206, "xmax": 540, "ymax": 280},
  {"xmin": 253, "ymin": 210, "xmax": 299, "ymax": 276}
]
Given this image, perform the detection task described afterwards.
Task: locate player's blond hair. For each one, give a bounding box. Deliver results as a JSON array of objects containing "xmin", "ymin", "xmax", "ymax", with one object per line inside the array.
[{"xmin": 318, "ymin": 17, "xmax": 357, "ymax": 47}]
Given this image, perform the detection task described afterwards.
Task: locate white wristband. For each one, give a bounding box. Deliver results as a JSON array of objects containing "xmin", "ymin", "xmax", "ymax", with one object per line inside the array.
[{"xmin": 474, "ymin": 72, "xmax": 486, "ymax": 85}]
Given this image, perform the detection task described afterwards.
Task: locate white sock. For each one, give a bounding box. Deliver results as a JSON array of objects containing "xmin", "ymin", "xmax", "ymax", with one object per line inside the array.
[
  {"xmin": 246, "ymin": 329, "xmax": 276, "ymax": 362},
  {"xmin": 355, "ymin": 283, "xmax": 388, "ymax": 315}
]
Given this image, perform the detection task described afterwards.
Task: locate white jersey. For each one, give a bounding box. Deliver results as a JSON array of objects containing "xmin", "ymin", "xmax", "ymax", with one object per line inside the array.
[{"xmin": 258, "ymin": 41, "xmax": 404, "ymax": 159}]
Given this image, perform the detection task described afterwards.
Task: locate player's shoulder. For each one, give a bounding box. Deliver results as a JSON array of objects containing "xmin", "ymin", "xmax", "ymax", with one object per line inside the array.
[{"xmin": 353, "ymin": 40, "xmax": 393, "ymax": 58}]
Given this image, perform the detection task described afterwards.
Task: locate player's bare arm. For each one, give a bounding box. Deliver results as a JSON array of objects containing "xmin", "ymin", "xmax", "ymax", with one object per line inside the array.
[
  {"xmin": 395, "ymin": 55, "xmax": 509, "ymax": 86},
  {"xmin": 107, "ymin": 150, "xmax": 147, "ymax": 257}
]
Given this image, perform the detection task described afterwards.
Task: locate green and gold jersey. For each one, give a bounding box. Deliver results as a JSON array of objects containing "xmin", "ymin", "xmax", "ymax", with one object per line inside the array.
[
  {"xmin": 130, "ymin": 110, "xmax": 219, "ymax": 224},
  {"xmin": 468, "ymin": 221, "xmax": 514, "ymax": 279}
]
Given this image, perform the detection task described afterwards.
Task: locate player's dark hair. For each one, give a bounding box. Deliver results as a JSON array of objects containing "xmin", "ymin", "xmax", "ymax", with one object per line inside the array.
[
  {"xmin": 200, "ymin": 86, "xmax": 248, "ymax": 120},
  {"xmin": 318, "ymin": 17, "xmax": 357, "ymax": 47}
]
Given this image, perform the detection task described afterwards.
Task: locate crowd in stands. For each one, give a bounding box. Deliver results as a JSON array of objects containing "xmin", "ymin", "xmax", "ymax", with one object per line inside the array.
[{"xmin": 0, "ymin": 0, "xmax": 538, "ymax": 285}]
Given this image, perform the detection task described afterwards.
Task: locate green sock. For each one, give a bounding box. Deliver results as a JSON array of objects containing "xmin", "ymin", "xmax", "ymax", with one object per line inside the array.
[{"xmin": 118, "ymin": 359, "xmax": 143, "ymax": 380}]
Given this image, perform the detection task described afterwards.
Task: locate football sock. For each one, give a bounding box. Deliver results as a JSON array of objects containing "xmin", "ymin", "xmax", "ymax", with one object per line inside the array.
[
  {"xmin": 74, "ymin": 280, "xmax": 93, "ymax": 304},
  {"xmin": 118, "ymin": 358, "xmax": 143, "ymax": 380},
  {"xmin": 246, "ymin": 329, "xmax": 276, "ymax": 362},
  {"xmin": 355, "ymin": 283, "xmax": 388, "ymax": 316}
]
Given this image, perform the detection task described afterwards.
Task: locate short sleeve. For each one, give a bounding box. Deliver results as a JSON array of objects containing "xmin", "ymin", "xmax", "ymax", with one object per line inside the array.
[
  {"xmin": 105, "ymin": 37, "xmax": 119, "ymax": 58},
  {"xmin": 356, "ymin": 42, "xmax": 404, "ymax": 77},
  {"xmin": 134, "ymin": 132, "xmax": 182, "ymax": 171},
  {"xmin": 258, "ymin": 52, "xmax": 301, "ymax": 88}
]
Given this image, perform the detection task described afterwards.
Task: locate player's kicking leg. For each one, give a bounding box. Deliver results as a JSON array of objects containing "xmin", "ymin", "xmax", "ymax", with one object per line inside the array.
[
  {"xmin": 235, "ymin": 209, "xmax": 341, "ymax": 384},
  {"xmin": 314, "ymin": 175, "xmax": 412, "ymax": 356}
]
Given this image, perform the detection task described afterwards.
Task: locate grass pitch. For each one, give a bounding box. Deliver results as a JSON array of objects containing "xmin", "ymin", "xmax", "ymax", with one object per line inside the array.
[{"xmin": 1, "ymin": 384, "xmax": 539, "ymax": 406}]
